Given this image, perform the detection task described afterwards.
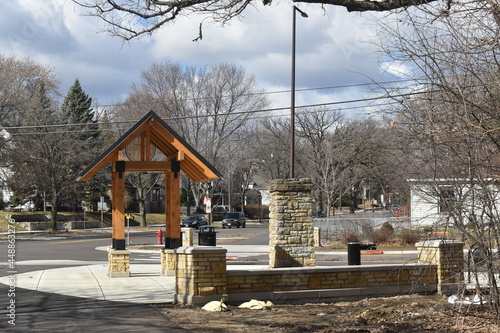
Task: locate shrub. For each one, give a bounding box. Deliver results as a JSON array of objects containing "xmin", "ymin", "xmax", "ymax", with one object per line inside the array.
[
  {"xmin": 243, "ymin": 204, "xmax": 269, "ymax": 219},
  {"xmin": 399, "ymin": 230, "xmax": 420, "ymax": 245},
  {"xmin": 370, "ymin": 228, "xmax": 393, "ymax": 244},
  {"xmin": 342, "ymin": 232, "xmax": 360, "ymax": 244},
  {"xmin": 381, "ymin": 222, "xmax": 394, "ymax": 232}
]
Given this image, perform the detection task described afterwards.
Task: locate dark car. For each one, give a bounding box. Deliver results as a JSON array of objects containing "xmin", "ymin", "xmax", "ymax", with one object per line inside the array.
[
  {"xmin": 180, "ymin": 215, "xmax": 209, "ymax": 229},
  {"xmin": 212, "ymin": 206, "xmax": 227, "ymax": 221},
  {"xmin": 313, "ymin": 211, "xmax": 326, "ymax": 218},
  {"xmin": 222, "ymin": 212, "xmax": 246, "ymax": 229}
]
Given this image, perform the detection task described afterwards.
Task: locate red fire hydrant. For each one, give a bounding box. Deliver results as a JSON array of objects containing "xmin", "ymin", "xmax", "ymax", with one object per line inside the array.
[{"xmin": 157, "ymin": 229, "xmax": 163, "ymax": 245}]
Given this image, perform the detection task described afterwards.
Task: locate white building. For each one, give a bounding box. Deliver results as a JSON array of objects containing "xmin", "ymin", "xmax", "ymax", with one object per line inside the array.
[{"xmin": 409, "ymin": 178, "xmax": 500, "ymax": 227}]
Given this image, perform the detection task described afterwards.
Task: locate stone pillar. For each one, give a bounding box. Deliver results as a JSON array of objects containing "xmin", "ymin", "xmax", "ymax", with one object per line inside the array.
[
  {"xmin": 416, "ymin": 240, "xmax": 464, "ymax": 295},
  {"xmin": 108, "ymin": 250, "xmax": 131, "ymax": 277},
  {"xmin": 174, "ymin": 247, "xmax": 228, "ymax": 305},
  {"xmin": 314, "ymin": 227, "xmax": 321, "ymax": 247},
  {"xmin": 269, "ymin": 179, "xmax": 316, "ymax": 268},
  {"xmin": 161, "ymin": 249, "xmax": 177, "ymax": 276},
  {"xmin": 181, "ymin": 227, "xmax": 194, "ymax": 246}
]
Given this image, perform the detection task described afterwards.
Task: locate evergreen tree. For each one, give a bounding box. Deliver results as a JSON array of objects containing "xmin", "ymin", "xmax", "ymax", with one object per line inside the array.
[
  {"xmin": 60, "ymin": 79, "xmax": 104, "ymax": 212},
  {"xmin": 61, "ymin": 79, "xmax": 99, "ymax": 140}
]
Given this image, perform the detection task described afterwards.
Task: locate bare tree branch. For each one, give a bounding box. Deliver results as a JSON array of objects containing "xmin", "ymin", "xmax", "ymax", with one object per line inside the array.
[
  {"xmin": 297, "ymin": 0, "xmax": 437, "ymax": 12},
  {"xmin": 73, "ymin": 0, "xmax": 438, "ymax": 40}
]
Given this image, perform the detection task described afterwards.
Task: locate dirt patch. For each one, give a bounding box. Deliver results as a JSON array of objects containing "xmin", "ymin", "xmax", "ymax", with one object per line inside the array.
[{"xmin": 154, "ymin": 294, "xmax": 500, "ymax": 332}]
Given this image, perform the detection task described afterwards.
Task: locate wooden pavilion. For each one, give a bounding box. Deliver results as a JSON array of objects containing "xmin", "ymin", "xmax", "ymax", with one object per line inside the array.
[{"xmin": 78, "ymin": 111, "xmax": 220, "ymax": 276}]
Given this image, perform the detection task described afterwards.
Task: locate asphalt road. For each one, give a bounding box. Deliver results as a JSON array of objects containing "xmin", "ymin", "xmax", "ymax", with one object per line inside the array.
[{"xmin": 0, "ymin": 224, "xmax": 269, "ymax": 275}]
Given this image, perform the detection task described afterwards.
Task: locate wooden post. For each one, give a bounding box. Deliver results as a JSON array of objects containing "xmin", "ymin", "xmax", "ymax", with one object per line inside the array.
[
  {"xmin": 112, "ymin": 160, "xmax": 126, "ymax": 250},
  {"xmin": 165, "ymin": 170, "xmax": 181, "ymax": 248}
]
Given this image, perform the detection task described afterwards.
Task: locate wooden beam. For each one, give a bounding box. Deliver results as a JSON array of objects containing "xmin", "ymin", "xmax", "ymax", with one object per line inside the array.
[
  {"xmin": 145, "ymin": 128, "xmax": 152, "ymax": 161},
  {"xmin": 168, "ymin": 151, "xmax": 184, "ymax": 161},
  {"xmin": 111, "ymin": 168, "xmax": 125, "ymax": 250},
  {"xmin": 165, "ymin": 171, "xmax": 181, "ymax": 249},
  {"xmin": 151, "ymin": 129, "xmax": 218, "ymax": 181},
  {"xmin": 124, "ymin": 161, "xmax": 171, "ymax": 172}
]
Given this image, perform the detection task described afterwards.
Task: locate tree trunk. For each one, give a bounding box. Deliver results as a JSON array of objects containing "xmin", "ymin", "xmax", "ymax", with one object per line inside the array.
[
  {"xmin": 50, "ymin": 194, "xmax": 58, "ymax": 231},
  {"xmin": 138, "ymin": 199, "xmax": 146, "ymax": 227},
  {"xmin": 186, "ymin": 180, "xmax": 192, "ymax": 216},
  {"xmin": 350, "ymin": 190, "xmax": 357, "ymax": 214}
]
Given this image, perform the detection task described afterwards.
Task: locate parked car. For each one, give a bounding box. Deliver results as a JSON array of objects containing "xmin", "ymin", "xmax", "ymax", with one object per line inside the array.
[
  {"xmin": 180, "ymin": 215, "xmax": 209, "ymax": 229},
  {"xmin": 313, "ymin": 211, "xmax": 326, "ymax": 218},
  {"xmin": 222, "ymin": 212, "xmax": 246, "ymax": 229},
  {"xmin": 211, "ymin": 206, "xmax": 227, "ymax": 221}
]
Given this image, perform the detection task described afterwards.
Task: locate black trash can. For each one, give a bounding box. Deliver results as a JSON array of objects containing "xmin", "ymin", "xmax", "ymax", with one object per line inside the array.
[
  {"xmin": 348, "ymin": 242, "xmax": 377, "ymax": 265},
  {"xmin": 198, "ymin": 226, "xmax": 217, "ymax": 246},
  {"xmin": 347, "ymin": 242, "xmax": 361, "ymax": 265}
]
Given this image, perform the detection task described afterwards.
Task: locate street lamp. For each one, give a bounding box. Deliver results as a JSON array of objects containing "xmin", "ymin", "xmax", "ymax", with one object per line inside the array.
[{"xmin": 290, "ymin": 5, "xmax": 308, "ymax": 179}]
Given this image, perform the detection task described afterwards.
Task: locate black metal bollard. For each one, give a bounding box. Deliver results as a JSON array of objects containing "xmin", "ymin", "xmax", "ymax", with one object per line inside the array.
[
  {"xmin": 347, "ymin": 242, "xmax": 361, "ymax": 265},
  {"xmin": 348, "ymin": 242, "xmax": 377, "ymax": 265}
]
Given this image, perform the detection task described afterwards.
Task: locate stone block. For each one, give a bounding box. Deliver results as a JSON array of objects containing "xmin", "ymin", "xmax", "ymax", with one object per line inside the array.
[{"xmin": 107, "ymin": 250, "xmax": 131, "ymax": 278}]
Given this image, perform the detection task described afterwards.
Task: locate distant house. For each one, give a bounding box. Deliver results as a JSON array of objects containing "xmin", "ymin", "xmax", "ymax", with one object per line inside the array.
[
  {"xmin": 0, "ymin": 130, "xmax": 10, "ymax": 207},
  {"xmin": 409, "ymin": 178, "xmax": 500, "ymax": 226},
  {"xmin": 107, "ymin": 182, "xmax": 165, "ymax": 214}
]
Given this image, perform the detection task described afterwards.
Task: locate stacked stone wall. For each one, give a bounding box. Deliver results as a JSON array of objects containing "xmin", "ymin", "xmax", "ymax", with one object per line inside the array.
[
  {"xmin": 226, "ymin": 264, "xmax": 437, "ymax": 294},
  {"xmin": 16, "ymin": 221, "xmax": 101, "ymax": 231},
  {"xmin": 172, "ymin": 247, "xmax": 439, "ymax": 305}
]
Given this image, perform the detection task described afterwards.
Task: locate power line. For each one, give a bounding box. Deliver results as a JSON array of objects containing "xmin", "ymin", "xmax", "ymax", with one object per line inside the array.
[
  {"xmin": 4, "ymin": 88, "xmax": 426, "ymax": 136},
  {"xmin": 0, "ymin": 78, "xmax": 417, "ymax": 117},
  {"xmin": 80, "ymin": 79, "xmax": 419, "ymax": 109}
]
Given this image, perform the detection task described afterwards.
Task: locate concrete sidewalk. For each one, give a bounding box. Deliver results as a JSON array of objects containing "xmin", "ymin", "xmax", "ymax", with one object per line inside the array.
[
  {"xmin": 0, "ymin": 244, "xmax": 271, "ymax": 305},
  {"xmin": 0, "ymin": 263, "xmax": 176, "ymax": 304}
]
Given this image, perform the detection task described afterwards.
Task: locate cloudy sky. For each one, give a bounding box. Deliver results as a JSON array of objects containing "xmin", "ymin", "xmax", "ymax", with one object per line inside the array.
[{"xmin": 0, "ymin": 0, "xmax": 406, "ymax": 119}]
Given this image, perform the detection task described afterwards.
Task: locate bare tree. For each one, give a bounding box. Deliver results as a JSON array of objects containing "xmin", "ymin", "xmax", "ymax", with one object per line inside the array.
[
  {"xmin": 379, "ymin": 0, "xmax": 500, "ymax": 311},
  {"xmin": 0, "ymin": 55, "xmax": 59, "ymax": 127},
  {"xmin": 73, "ymin": 0, "xmax": 438, "ymax": 40},
  {"xmin": 254, "ymin": 116, "xmax": 291, "ymax": 180},
  {"xmin": 129, "ymin": 172, "xmax": 164, "ymax": 226},
  {"xmin": 0, "ymin": 56, "xmax": 60, "ymax": 208},
  {"xmin": 114, "ymin": 61, "xmax": 269, "ymax": 212},
  {"xmin": 296, "ymin": 107, "xmax": 343, "ymax": 215},
  {"xmin": 336, "ymin": 119, "xmax": 396, "ymax": 213}
]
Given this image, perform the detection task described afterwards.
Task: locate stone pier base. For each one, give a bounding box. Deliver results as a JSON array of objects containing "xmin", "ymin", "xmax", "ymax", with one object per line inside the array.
[
  {"xmin": 108, "ymin": 250, "xmax": 131, "ymax": 277},
  {"xmin": 416, "ymin": 240, "xmax": 465, "ymax": 295},
  {"xmin": 182, "ymin": 227, "xmax": 194, "ymax": 246},
  {"xmin": 174, "ymin": 246, "xmax": 228, "ymax": 305},
  {"xmin": 161, "ymin": 249, "xmax": 177, "ymax": 276}
]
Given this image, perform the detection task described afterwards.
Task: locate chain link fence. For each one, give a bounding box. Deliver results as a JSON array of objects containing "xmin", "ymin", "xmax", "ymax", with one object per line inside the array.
[{"xmin": 313, "ymin": 212, "xmax": 412, "ymax": 239}]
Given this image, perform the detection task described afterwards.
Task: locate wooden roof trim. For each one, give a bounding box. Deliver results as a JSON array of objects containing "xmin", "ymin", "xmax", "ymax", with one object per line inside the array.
[
  {"xmin": 148, "ymin": 122, "xmax": 219, "ymax": 181},
  {"xmin": 182, "ymin": 156, "xmax": 209, "ymax": 182},
  {"xmin": 78, "ymin": 111, "xmax": 221, "ymax": 182},
  {"xmin": 150, "ymin": 126, "xmax": 206, "ymax": 164}
]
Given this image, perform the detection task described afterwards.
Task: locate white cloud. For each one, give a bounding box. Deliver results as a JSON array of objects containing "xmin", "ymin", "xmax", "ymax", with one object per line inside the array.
[{"xmin": 0, "ymin": 1, "xmax": 403, "ymax": 115}]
